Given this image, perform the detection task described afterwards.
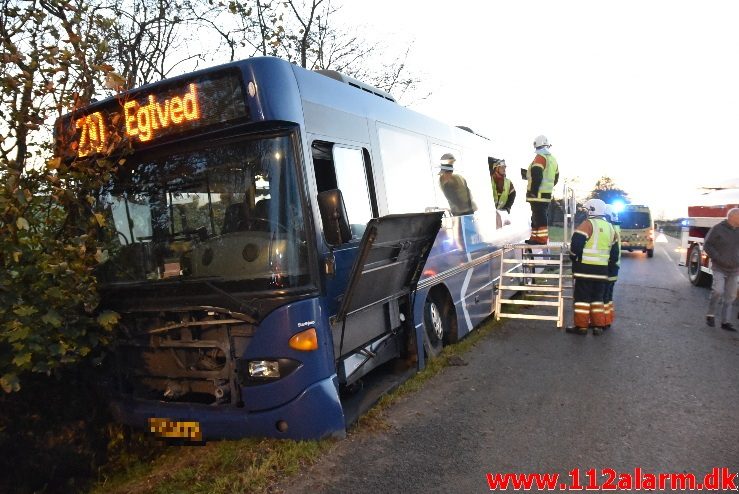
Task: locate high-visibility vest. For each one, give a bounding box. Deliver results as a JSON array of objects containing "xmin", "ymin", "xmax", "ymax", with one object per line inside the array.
[
  {"xmin": 527, "ymin": 153, "xmax": 558, "ymax": 201},
  {"xmin": 582, "ymin": 218, "xmax": 615, "ymax": 266},
  {"xmin": 493, "ymin": 178, "xmax": 511, "ymax": 209}
]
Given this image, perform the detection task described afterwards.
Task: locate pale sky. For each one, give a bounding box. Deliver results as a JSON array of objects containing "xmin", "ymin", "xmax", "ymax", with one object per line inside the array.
[{"xmin": 339, "ymin": 0, "xmax": 739, "ymax": 219}]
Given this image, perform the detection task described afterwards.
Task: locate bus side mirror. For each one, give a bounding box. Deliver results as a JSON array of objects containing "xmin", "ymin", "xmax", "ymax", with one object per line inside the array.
[
  {"xmin": 520, "ymin": 168, "xmax": 527, "ymax": 180},
  {"xmin": 317, "ymin": 189, "xmax": 352, "ymax": 246}
]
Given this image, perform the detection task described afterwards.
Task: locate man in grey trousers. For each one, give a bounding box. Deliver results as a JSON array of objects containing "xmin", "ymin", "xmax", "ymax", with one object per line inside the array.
[{"xmin": 704, "ymin": 207, "xmax": 739, "ymax": 331}]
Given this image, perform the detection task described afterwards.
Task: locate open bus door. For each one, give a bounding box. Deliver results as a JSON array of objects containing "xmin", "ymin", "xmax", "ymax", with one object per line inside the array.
[{"xmin": 331, "ymin": 212, "xmax": 443, "ymax": 388}]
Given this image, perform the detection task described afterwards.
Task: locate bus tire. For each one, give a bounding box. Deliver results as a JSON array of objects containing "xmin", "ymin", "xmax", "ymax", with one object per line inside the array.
[
  {"xmin": 687, "ymin": 245, "xmax": 710, "ymax": 287},
  {"xmin": 646, "ymin": 248, "xmax": 654, "ymax": 258},
  {"xmin": 423, "ymin": 292, "xmax": 450, "ymax": 359}
]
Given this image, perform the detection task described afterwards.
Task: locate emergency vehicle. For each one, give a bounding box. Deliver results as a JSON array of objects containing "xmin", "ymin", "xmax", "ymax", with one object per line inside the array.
[
  {"xmin": 681, "ymin": 181, "xmax": 739, "ymax": 286},
  {"xmin": 619, "ymin": 204, "xmax": 654, "ymax": 258}
]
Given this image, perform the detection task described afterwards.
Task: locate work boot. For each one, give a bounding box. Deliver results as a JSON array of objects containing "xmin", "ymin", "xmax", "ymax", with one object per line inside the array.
[
  {"xmin": 721, "ymin": 323, "xmax": 737, "ymax": 332},
  {"xmin": 525, "ymin": 238, "xmax": 546, "ymax": 245},
  {"xmin": 565, "ymin": 326, "xmax": 587, "ymax": 336},
  {"xmin": 706, "ymin": 315, "xmax": 715, "ymax": 327},
  {"xmin": 592, "ymin": 327, "xmax": 604, "ymax": 336}
]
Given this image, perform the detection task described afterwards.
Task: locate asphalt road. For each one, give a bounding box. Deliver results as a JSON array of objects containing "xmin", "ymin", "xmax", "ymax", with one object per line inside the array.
[{"xmin": 283, "ymin": 235, "xmax": 739, "ymax": 493}]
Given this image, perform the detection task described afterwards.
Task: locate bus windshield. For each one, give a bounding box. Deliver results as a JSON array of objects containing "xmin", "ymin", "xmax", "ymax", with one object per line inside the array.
[
  {"xmin": 619, "ymin": 211, "xmax": 651, "ymax": 229},
  {"xmin": 96, "ymin": 133, "xmax": 310, "ymax": 290}
]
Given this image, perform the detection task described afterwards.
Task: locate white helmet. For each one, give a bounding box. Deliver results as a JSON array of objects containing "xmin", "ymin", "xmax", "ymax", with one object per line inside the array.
[
  {"xmin": 584, "ymin": 198, "xmax": 607, "ymax": 217},
  {"xmin": 533, "ymin": 135, "xmax": 550, "ymax": 149},
  {"xmin": 604, "ymin": 204, "xmax": 618, "ymax": 223},
  {"xmin": 439, "ymin": 152, "xmax": 456, "ymax": 172}
]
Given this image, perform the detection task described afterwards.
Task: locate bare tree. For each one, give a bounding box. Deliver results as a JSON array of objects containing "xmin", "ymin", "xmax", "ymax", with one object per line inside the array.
[
  {"xmin": 221, "ymin": 0, "xmax": 426, "ymax": 102},
  {"xmin": 102, "ymin": 0, "xmax": 202, "ymax": 88},
  {"xmin": 0, "ymin": 0, "xmax": 111, "ymax": 169}
]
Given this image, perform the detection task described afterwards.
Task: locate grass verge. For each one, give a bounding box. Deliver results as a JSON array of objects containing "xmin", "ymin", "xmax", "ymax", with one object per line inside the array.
[{"xmin": 93, "ymin": 436, "xmax": 334, "ymax": 494}]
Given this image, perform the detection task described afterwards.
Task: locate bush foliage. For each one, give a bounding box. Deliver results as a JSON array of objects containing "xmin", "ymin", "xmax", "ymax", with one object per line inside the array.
[{"xmin": 0, "ymin": 161, "xmax": 120, "ymax": 393}]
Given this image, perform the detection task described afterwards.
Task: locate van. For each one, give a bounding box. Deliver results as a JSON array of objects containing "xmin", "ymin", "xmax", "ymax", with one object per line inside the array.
[{"xmin": 618, "ymin": 204, "xmax": 654, "ymax": 258}]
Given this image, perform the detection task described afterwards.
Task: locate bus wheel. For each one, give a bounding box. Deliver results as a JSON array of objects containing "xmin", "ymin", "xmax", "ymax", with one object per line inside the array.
[
  {"xmin": 646, "ymin": 248, "xmax": 654, "ymax": 258},
  {"xmin": 687, "ymin": 245, "xmax": 711, "ymax": 287},
  {"xmin": 423, "ymin": 292, "xmax": 449, "ymax": 358}
]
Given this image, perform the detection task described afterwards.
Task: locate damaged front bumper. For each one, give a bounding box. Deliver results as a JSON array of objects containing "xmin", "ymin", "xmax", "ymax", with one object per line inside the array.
[
  {"xmin": 110, "ymin": 305, "xmax": 345, "ymax": 440},
  {"xmin": 110, "ymin": 375, "xmax": 346, "ymax": 440}
]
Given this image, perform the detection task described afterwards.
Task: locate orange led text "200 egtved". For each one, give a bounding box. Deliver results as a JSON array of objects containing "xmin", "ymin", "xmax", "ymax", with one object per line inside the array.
[{"xmin": 123, "ymin": 83, "xmax": 201, "ymax": 143}]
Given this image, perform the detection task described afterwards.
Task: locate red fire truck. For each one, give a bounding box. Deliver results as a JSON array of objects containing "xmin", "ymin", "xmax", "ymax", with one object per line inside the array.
[{"xmin": 681, "ymin": 181, "xmax": 739, "ymax": 286}]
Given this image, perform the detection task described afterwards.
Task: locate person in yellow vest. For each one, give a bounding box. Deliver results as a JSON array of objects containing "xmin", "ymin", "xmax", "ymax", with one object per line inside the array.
[
  {"xmin": 566, "ymin": 198, "xmax": 619, "ymax": 335},
  {"xmin": 525, "ymin": 135, "xmax": 559, "ymax": 244},
  {"xmin": 438, "ymin": 153, "xmax": 476, "ymax": 216},
  {"xmin": 603, "ymin": 204, "xmax": 622, "ymax": 330},
  {"xmin": 488, "ymin": 157, "xmax": 516, "ymax": 213}
]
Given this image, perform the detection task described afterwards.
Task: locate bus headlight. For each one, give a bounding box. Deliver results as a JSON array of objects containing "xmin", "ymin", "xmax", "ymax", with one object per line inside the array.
[
  {"xmin": 248, "ymin": 360, "xmax": 280, "ymax": 378},
  {"xmin": 241, "ymin": 358, "xmax": 302, "ymax": 385}
]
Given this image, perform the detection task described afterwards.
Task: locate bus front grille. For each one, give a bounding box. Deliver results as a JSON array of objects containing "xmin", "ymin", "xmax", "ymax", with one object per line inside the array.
[{"xmin": 114, "ymin": 310, "xmax": 255, "ymax": 406}]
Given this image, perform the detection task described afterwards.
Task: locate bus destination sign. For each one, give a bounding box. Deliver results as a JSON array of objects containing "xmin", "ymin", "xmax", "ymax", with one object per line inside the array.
[{"xmin": 56, "ymin": 70, "xmax": 248, "ymax": 159}]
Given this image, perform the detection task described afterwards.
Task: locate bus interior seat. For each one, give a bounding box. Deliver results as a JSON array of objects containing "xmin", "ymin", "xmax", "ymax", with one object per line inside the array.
[
  {"xmin": 254, "ymin": 198, "xmax": 271, "ymax": 219},
  {"xmin": 222, "ymin": 202, "xmax": 247, "ymax": 233}
]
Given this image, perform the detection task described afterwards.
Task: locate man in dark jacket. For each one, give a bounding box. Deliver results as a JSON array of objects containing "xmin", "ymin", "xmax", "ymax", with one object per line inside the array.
[{"xmin": 704, "ymin": 208, "xmax": 739, "ymax": 331}]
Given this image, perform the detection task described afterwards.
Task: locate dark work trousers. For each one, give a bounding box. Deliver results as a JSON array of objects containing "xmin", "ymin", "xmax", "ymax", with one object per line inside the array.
[
  {"xmin": 573, "ymin": 277, "xmax": 607, "ymax": 328},
  {"xmin": 604, "ymin": 280, "xmax": 616, "ymax": 326},
  {"xmin": 528, "ymin": 200, "xmax": 549, "ymax": 244}
]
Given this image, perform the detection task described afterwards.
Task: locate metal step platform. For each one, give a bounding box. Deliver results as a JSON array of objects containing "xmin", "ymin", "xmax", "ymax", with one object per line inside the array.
[{"xmin": 495, "ymin": 243, "xmax": 573, "ymax": 327}]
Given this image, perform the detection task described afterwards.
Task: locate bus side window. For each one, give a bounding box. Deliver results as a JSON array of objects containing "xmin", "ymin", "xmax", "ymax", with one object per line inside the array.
[
  {"xmin": 312, "ymin": 141, "xmax": 374, "ymax": 240},
  {"xmin": 312, "ymin": 141, "xmax": 338, "ymax": 193}
]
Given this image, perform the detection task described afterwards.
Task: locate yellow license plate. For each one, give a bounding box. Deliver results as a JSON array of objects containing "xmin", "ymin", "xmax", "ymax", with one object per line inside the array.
[{"xmin": 148, "ymin": 417, "xmax": 203, "ymax": 442}]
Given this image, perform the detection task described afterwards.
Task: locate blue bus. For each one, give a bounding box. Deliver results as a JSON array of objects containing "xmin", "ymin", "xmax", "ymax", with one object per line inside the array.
[{"xmin": 54, "ymin": 57, "xmax": 529, "ymax": 441}]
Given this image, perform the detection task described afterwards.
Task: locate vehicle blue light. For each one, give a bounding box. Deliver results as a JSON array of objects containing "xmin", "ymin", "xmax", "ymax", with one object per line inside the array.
[{"xmin": 611, "ymin": 200, "xmax": 626, "ymax": 213}]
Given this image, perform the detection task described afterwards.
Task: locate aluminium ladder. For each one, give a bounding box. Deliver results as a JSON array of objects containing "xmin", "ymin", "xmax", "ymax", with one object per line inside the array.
[
  {"xmin": 494, "ymin": 243, "xmax": 573, "ymax": 327},
  {"xmin": 493, "ymin": 184, "xmax": 578, "ymax": 328}
]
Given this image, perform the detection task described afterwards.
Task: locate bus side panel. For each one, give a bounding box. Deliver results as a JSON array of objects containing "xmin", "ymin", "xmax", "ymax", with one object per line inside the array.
[
  {"xmin": 459, "ymin": 251, "xmax": 496, "ymax": 334},
  {"xmin": 413, "ymin": 218, "xmax": 489, "ymax": 345},
  {"xmin": 413, "ymin": 214, "xmax": 529, "ymax": 361}
]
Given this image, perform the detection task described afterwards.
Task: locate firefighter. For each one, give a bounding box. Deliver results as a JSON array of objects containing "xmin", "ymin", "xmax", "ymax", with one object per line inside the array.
[
  {"xmin": 488, "ymin": 157, "xmax": 516, "ymax": 213},
  {"xmin": 525, "ymin": 135, "xmax": 559, "ymax": 244},
  {"xmin": 603, "ymin": 204, "xmax": 622, "ymax": 330},
  {"xmin": 566, "ymin": 199, "xmax": 619, "ymax": 336},
  {"xmin": 438, "ymin": 153, "xmax": 476, "ymax": 216}
]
